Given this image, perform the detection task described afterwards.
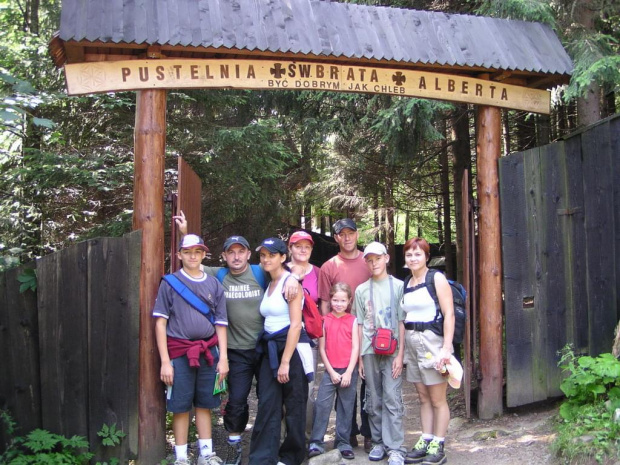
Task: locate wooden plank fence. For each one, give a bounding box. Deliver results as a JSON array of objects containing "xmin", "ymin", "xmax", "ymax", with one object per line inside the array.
[
  {"xmin": 0, "ymin": 231, "xmax": 141, "ymax": 462},
  {"xmin": 500, "ymin": 114, "xmax": 620, "ymax": 407}
]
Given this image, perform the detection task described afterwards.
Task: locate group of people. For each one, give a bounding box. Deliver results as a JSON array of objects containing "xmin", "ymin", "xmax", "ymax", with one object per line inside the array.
[{"xmin": 152, "ymin": 213, "xmax": 458, "ymax": 465}]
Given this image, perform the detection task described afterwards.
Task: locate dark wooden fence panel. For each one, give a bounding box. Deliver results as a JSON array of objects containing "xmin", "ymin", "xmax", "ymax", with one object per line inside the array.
[
  {"xmin": 0, "ymin": 232, "xmax": 141, "ymax": 461},
  {"xmin": 581, "ymin": 123, "xmax": 617, "ymax": 355},
  {"xmin": 38, "ymin": 241, "xmax": 90, "ymax": 438},
  {"xmin": 0, "ymin": 265, "xmax": 40, "ymax": 435},
  {"xmin": 500, "ymin": 114, "xmax": 620, "ymax": 407},
  {"xmin": 87, "ymin": 235, "xmax": 140, "ymax": 461}
]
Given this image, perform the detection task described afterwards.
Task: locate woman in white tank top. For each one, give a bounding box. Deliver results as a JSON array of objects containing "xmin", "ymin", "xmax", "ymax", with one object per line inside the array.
[{"xmin": 249, "ymin": 237, "xmax": 307, "ymax": 465}]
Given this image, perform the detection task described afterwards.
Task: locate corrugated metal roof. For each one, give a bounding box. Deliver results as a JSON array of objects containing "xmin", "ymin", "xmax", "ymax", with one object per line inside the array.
[{"xmin": 56, "ymin": 0, "xmax": 573, "ymax": 76}]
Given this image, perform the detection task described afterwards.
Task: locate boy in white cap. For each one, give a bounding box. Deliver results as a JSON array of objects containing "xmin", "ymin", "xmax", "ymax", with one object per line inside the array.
[
  {"xmin": 355, "ymin": 241, "xmax": 406, "ymax": 465},
  {"xmin": 152, "ymin": 234, "xmax": 229, "ymax": 465}
]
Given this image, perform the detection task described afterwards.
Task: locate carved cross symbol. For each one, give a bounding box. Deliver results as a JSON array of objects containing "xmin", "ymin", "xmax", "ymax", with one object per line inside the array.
[
  {"xmin": 270, "ymin": 64, "xmax": 286, "ymax": 79},
  {"xmin": 392, "ymin": 72, "xmax": 406, "ymax": 86}
]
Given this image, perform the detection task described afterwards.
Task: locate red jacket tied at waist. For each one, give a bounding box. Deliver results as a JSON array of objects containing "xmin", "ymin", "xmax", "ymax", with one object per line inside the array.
[{"xmin": 167, "ymin": 335, "xmax": 219, "ymax": 367}]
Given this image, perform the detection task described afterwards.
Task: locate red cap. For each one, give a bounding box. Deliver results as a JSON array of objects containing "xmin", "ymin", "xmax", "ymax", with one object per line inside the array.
[{"xmin": 289, "ymin": 230, "xmax": 314, "ymax": 245}]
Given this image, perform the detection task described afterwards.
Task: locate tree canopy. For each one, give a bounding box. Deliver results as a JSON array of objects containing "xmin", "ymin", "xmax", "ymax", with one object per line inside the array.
[{"xmin": 0, "ymin": 0, "xmax": 618, "ymax": 271}]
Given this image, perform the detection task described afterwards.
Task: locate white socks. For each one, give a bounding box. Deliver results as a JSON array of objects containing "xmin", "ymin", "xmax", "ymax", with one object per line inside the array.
[{"xmin": 198, "ymin": 438, "xmax": 213, "ymax": 457}]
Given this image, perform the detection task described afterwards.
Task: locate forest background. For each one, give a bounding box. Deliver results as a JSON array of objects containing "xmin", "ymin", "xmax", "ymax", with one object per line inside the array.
[{"xmin": 1, "ymin": 0, "xmax": 619, "ymax": 276}]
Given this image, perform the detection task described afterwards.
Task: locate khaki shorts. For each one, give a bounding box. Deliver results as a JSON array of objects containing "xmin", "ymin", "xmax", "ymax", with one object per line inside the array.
[{"xmin": 403, "ymin": 329, "xmax": 451, "ymax": 385}]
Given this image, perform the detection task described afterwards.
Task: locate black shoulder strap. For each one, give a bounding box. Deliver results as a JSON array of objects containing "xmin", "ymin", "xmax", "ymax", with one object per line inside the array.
[{"xmin": 424, "ymin": 269, "xmax": 443, "ymax": 321}]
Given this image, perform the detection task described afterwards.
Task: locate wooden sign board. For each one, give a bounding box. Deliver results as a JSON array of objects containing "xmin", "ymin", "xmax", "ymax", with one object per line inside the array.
[{"xmin": 65, "ymin": 59, "xmax": 550, "ymax": 114}]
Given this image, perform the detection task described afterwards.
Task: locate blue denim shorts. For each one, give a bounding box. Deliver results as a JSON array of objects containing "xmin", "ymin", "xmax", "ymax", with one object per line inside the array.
[{"xmin": 167, "ymin": 348, "xmax": 221, "ymax": 413}]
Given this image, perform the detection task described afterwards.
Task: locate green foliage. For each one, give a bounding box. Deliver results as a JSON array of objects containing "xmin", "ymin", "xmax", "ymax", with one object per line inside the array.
[
  {"xmin": 17, "ymin": 267, "xmax": 36, "ymax": 293},
  {"xmin": 0, "ymin": 412, "xmax": 127, "ymax": 465},
  {"xmin": 0, "ymin": 428, "xmax": 93, "ymax": 464},
  {"xmin": 564, "ymin": 33, "xmax": 620, "ymax": 100},
  {"xmin": 553, "ymin": 346, "xmax": 620, "ymax": 463},
  {"xmin": 96, "ymin": 423, "xmax": 126, "ymax": 448},
  {"xmin": 475, "ymin": 0, "xmax": 557, "ymax": 28}
]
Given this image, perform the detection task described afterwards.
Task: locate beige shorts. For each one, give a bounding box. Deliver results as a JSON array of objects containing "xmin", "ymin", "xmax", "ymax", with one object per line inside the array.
[{"xmin": 404, "ymin": 329, "xmax": 452, "ymax": 385}]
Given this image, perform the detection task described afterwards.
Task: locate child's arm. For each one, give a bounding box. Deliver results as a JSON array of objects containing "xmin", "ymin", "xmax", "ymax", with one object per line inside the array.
[
  {"xmin": 341, "ymin": 317, "xmax": 360, "ymax": 388},
  {"xmin": 357, "ymin": 323, "xmax": 365, "ymax": 380},
  {"xmin": 391, "ymin": 320, "xmax": 405, "ymax": 379},
  {"xmin": 278, "ymin": 282, "xmax": 303, "ymax": 384},
  {"xmin": 319, "ymin": 329, "xmax": 341, "ymax": 385},
  {"xmin": 215, "ymin": 324, "xmax": 229, "ymax": 379},
  {"xmin": 155, "ymin": 317, "xmax": 173, "ymax": 385}
]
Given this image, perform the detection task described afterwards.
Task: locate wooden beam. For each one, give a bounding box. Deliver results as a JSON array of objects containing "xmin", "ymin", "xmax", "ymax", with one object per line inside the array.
[
  {"xmin": 133, "ymin": 89, "xmax": 167, "ymax": 463},
  {"xmin": 476, "ymin": 105, "xmax": 504, "ymax": 419}
]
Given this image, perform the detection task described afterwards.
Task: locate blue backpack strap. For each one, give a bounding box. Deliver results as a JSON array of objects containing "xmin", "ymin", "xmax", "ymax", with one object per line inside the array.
[
  {"xmin": 424, "ymin": 269, "xmax": 443, "ymax": 321},
  {"xmin": 215, "ymin": 267, "xmax": 228, "ymax": 283},
  {"xmin": 250, "ymin": 264, "xmax": 267, "ymax": 290},
  {"xmin": 162, "ymin": 274, "xmax": 214, "ymax": 324}
]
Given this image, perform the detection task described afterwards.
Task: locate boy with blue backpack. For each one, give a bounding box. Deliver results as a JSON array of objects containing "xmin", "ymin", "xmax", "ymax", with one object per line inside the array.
[{"xmin": 153, "ymin": 234, "xmax": 229, "ymax": 465}]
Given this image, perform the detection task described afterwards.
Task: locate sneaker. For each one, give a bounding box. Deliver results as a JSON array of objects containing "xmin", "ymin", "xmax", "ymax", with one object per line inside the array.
[
  {"xmin": 174, "ymin": 459, "xmax": 190, "ymax": 465},
  {"xmin": 405, "ymin": 437, "xmax": 431, "ymax": 464},
  {"xmin": 388, "ymin": 450, "xmax": 405, "ymax": 465},
  {"xmin": 421, "ymin": 440, "xmax": 446, "ymax": 465},
  {"xmin": 308, "ymin": 443, "xmax": 323, "ymax": 458},
  {"xmin": 224, "ymin": 440, "xmax": 242, "ymax": 465},
  {"xmin": 197, "ymin": 454, "xmax": 223, "ymax": 465},
  {"xmin": 341, "ymin": 449, "xmax": 355, "ymax": 460},
  {"xmin": 368, "ymin": 444, "xmax": 386, "ymax": 461}
]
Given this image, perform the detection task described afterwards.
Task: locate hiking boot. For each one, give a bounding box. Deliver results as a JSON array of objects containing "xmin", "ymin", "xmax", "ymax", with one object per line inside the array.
[
  {"xmin": 421, "ymin": 440, "xmax": 446, "ymax": 465},
  {"xmin": 364, "ymin": 436, "xmax": 372, "ymax": 453},
  {"xmin": 368, "ymin": 444, "xmax": 386, "ymax": 461},
  {"xmin": 405, "ymin": 437, "xmax": 431, "ymax": 464},
  {"xmin": 224, "ymin": 439, "xmax": 242, "ymax": 465},
  {"xmin": 388, "ymin": 450, "xmax": 405, "ymax": 465},
  {"xmin": 197, "ymin": 453, "xmax": 223, "ymax": 465}
]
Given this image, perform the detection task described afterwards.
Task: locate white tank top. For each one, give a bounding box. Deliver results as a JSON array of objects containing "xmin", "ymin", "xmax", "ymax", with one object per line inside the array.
[
  {"xmin": 260, "ymin": 271, "xmax": 292, "ymax": 333},
  {"xmin": 402, "ymin": 286, "xmax": 437, "ymax": 323}
]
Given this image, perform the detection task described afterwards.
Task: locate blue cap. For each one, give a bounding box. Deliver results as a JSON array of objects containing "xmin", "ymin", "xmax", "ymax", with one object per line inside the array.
[
  {"xmin": 223, "ymin": 235, "xmax": 250, "ymax": 251},
  {"xmin": 255, "ymin": 237, "xmax": 287, "ymax": 254}
]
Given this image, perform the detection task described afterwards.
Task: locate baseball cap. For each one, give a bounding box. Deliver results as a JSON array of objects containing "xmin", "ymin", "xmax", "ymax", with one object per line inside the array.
[
  {"xmin": 363, "ymin": 241, "xmax": 387, "ymax": 257},
  {"xmin": 255, "ymin": 237, "xmax": 287, "ymax": 254},
  {"xmin": 333, "ymin": 218, "xmax": 357, "ymax": 234},
  {"xmin": 179, "ymin": 234, "xmax": 209, "ymax": 253},
  {"xmin": 289, "ymin": 230, "xmax": 314, "ymax": 245},
  {"xmin": 223, "ymin": 235, "xmax": 250, "ymax": 251}
]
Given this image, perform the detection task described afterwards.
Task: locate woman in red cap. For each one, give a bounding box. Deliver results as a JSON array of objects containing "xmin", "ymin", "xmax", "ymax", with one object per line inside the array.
[{"xmin": 288, "ymin": 230, "xmax": 320, "ymax": 304}]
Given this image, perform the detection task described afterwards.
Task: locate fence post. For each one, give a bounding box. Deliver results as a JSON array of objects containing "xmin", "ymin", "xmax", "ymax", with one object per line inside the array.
[
  {"xmin": 133, "ymin": 89, "xmax": 167, "ymax": 463},
  {"xmin": 476, "ymin": 104, "xmax": 504, "ymax": 419}
]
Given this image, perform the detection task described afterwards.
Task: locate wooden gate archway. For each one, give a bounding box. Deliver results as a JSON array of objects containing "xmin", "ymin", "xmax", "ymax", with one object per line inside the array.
[{"xmin": 49, "ymin": 1, "xmax": 572, "ymax": 462}]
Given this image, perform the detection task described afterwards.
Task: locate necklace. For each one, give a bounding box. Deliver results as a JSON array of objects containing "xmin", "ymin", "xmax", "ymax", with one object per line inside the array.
[{"xmin": 410, "ymin": 270, "xmax": 427, "ymax": 287}]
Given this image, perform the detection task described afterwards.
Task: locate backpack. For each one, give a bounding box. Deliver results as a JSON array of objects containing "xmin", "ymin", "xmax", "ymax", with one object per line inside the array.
[
  {"xmin": 301, "ymin": 288, "xmax": 323, "ymax": 339},
  {"xmin": 216, "ymin": 264, "xmax": 267, "ymax": 290},
  {"xmin": 406, "ymin": 269, "xmax": 467, "ymax": 344}
]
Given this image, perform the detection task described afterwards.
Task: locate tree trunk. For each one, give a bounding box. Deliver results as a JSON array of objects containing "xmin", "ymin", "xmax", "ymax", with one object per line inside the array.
[
  {"xmin": 133, "ymin": 89, "xmax": 167, "ymax": 464},
  {"xmin": 450, "ymin": 104, "xmax": 471, "ymax": 284},
  {"xmin": 575, "ymin": 0, "xmax": 601, "ymax": 127},
  {"xmin": 476, "ymin": 105, "xmax": 503, "ymax": 420},
  {"xmin": 385, "ymin": 176, "xmax": 396, "ymax": 275},
  {"xmin": 439, "ymin": 117, "xmax": 454, "ymax": 278}
]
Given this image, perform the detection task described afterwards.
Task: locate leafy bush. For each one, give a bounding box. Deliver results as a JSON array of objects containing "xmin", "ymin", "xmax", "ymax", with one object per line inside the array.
[
  {"xmin": 553, "ymin": 346, "xmax": 620, "ymax": 463},
  {"xmin": 0, "ymin": 411, "xmax": 126, "ymax": 465}
]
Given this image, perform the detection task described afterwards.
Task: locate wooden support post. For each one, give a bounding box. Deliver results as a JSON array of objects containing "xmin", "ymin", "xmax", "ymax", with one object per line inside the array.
[
  {"xmin": 476, "ymin": 105, "xmax": 504, "ymax": 419},
  {"xmin": 133, "ymin": 89, "xmax": 167, "ymax": 463}
]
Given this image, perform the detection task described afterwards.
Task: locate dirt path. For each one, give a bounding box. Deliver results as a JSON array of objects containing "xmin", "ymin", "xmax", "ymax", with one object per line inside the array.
[
  {"xmin": 167, "ymin": 364, "xmax": 560, "ymax": 464},
  {"xmin": 238, "ymin": 365, "xmax": 561, "ymax": 465}
]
